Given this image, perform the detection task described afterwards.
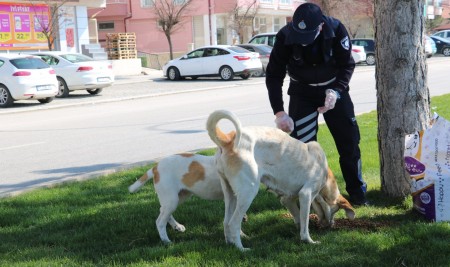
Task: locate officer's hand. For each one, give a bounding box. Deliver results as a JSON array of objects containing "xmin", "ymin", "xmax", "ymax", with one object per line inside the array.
[
  {"xmin": 318, "ymin": 89, "xmax": 338, "ymax": 113},
  {"xmin": 275, "ymin": 111, "xmax": 294, "ymax": 133}
]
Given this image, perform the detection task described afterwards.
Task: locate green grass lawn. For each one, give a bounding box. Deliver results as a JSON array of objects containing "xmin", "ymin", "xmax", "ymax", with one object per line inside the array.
[{"xmin": 1, "ymin": 94, "xmax": 450, "ymax": 267}]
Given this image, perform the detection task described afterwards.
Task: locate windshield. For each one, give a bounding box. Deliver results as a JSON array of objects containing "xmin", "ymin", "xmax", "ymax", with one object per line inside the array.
[
  {"xmin": 10, "ymin": 57, "xmax": 50, "ymax": 69},
  {"xmin": 60, "ymin": 54, "xmax": 94, "ymax": 63},
  {"xmin": 228, "ymin": 46, "xmax": 252, "ymax": 53}
]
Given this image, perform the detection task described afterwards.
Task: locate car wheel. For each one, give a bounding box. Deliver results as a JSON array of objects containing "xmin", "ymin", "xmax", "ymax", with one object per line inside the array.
[
  {"xmin": 167, "ymin": 67, "xmax": 180, "ymax": 81},
  {"xmin": 252, "ymin": 70, "xmax": 263, "ymax": 77},
  {"xmin": 0, "ymin": 85, "xmax": 13, "ymax": 108},
  {"xmin": 443, "ymin": 47, "xmax": 450, "ymax": 56},
  {"xmin": 56, "ymin": 77, "xmax": 70, "ymax": 98},
  {"xmin": 219, "ymin": 66, "xmax": 234, "ymax": 81},
  {"xmin": 366, "ymin": 54, "xmax": 376, "ymax": 65},
  {"xmin": 87, "ymin": 88, "xmax": 103, "ymax": 95},
  {"xmin": 240, "ymin": 73, "xmax": 250, "ymax": 80},
  {"xmin": 38, "ymin": 97, "xmax": 54, "ymax": 104}
]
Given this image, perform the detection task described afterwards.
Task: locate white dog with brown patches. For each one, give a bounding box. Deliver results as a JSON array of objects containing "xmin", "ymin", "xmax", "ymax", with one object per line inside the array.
[
  {"xmin": 206, "ymin": 109, "xmax": 355, "ymax": 251},
  {"xmin": 128, "ymin": 153, "xmax": 224, "ymax": 244}
]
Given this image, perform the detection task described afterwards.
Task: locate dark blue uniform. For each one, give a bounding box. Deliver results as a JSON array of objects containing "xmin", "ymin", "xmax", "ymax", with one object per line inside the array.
[{"xmin": 265, "ymin": 16, "xmax": 367, "ymax": 204}]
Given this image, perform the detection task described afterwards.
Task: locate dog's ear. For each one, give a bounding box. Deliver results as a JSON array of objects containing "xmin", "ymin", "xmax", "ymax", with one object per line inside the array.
[{"xmin": 338, "ymin": 194, "xmax": 356, "ymax": 220}]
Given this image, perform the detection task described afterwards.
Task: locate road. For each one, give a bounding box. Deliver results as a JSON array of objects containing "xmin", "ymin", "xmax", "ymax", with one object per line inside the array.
[{"xmin": 1, "ymin": 57, "xmax": 449, "ymax": 197}]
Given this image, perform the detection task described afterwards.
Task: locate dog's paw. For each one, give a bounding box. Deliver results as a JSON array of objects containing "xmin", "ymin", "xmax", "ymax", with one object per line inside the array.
[
  {"xmin": 301, "ymin": 237, "xmax": 319, "ymax": 244},
  {"xmin": 161, "ymin": 239, "xmax": 172, "ymax": 245},
  {"xmin": 173, "ymin": 224, "xmax": 186, "ymax": 232},
  {"xmin": 240, "ymin": 230, "xmax": 249, "ymax": 239}
]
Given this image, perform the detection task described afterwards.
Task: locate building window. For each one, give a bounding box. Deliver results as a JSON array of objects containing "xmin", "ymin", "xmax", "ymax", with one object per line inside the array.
[
  {"xmin": 173, "ymin": 0, "xmax": 187, "ymax": 4},
  {"xmin": 279, "ymin": 0, "xmax": 291, "ymax": 4},
  {"xmin": 141, "ymin": 0, "xmax": 154, "ymax": 7},
  {"xmin": 260, "ymin": 0, "xmax": 273, "ymax": 3},
  {"xmin": 273, "ymin": 17, "xmax": 281, "ymax": 32},
  {"xmin": 99, "ymin": 22, "xmax": 114, "ymax": 31},
  {"xmin": 254, "ymin": 17, "xmax": 267, "ymax": 33}
]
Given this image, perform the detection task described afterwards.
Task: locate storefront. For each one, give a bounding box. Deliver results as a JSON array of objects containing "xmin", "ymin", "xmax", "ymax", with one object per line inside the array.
[{"xmin": 0, "ymin": 0, "xmax": 105, "ymax": 53}]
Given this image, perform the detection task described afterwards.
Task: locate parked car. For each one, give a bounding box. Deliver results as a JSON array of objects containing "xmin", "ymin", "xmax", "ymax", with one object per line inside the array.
[
  {"xmin": 351, "ymin": 45, "xmax": 367, "ymax": 64},
  {"xmin": 163, "ymin": 45, "xmax": 262, "ymax": 81},
  {"xmin": 30, "ymin": 51, "xmax": 114, "ymax": 97},
  {"xmin": 432, "ymin": 30, "xmax": 450, "ymax": 41},
  {"xmin": 429, "ymin": 35, "xmax": 450, "ymax": 56},
  {"xmin": 248, "ymin": 32, "xmax": 278, "ymax": 47},
  {"xmin": 425, "ymin": 36, "xmax": 437, "ymax": 58},
  {"xmin": 235, "ymin": 44, "xmax": 272, "ymax": 76},
  {"xmin": 0, "ymin": 53, "xmax": 58, "ymax": 108},
  {"xmin": 351, "ymin": 38, "xmax": 375, "ymax": 65}
]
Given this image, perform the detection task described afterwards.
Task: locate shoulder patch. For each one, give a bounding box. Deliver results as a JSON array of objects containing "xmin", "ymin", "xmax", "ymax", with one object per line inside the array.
[{"xmin": 340, "ymin": 36, "xmax": 349, "ymax": 50}]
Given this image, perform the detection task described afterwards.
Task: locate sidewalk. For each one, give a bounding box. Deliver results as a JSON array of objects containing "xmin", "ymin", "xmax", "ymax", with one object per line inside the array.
[{"xmin": 114, "ymin": 67, "xmax": 164, "ymax": 85}]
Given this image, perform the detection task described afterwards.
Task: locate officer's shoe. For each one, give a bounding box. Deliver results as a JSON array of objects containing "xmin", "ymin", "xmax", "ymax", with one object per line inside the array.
[{"xmin": 349, "ymin": 195, "xmax": 369, "ymax": 207}]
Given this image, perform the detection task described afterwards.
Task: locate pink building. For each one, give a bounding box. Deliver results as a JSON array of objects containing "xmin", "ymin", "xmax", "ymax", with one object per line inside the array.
[{"xmin": 88, "ymin": 0, "xmax": 305, "ymax": 55}]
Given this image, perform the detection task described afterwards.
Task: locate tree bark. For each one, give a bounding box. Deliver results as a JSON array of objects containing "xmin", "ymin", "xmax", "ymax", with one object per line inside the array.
[{"xmin": 374, "ymin": 1, "xmax": 431, "ymax": 197}]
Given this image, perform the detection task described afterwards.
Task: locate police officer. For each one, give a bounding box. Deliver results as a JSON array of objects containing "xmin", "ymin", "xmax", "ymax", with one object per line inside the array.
[{"xmin": 265, "ymin": 3, "xmax": 368, "ymax": 205}]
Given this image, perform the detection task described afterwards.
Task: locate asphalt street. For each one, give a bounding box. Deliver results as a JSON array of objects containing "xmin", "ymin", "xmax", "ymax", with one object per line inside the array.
[{"xmin": 1, "ymin": 59, "xmax": 449, "ymax": 198}]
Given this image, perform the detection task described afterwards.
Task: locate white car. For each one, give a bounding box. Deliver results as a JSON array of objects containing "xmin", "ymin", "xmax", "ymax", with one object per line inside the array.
[
  {"xmin": 351, "ymin": 45, "xmax": 367, "ymax": 64},
  {"xmin": 163, "ymin": 45, "xmax": 263, "ymax": 81},
  {"xmin": 31, "ymin": 52, "xmax": 114, "ymax": 97},
  {"xmin": 0, "ymin": 53, "xmax": 58, "ymax": 108}
]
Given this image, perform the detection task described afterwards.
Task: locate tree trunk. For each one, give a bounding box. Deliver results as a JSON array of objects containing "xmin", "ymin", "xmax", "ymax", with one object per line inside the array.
[
  {"xmin": 166, "ymin": 32, "xmax": 174, "ymax": 60},
  {"xmin": 374, "ymin": 1, "xmax": 431, "ymax": 197}
]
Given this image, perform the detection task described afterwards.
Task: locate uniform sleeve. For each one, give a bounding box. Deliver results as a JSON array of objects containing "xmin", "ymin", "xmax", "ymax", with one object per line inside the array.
[
  {"xmin": 265, "ymin": 29, "xmax": 291, "ymax": 115},
  {"xmin": 331, "ymin": 22, "xmax": 355, "ymax": 93}
]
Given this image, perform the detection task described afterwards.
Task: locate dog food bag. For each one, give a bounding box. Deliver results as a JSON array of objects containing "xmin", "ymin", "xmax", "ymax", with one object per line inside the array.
[{"xmin": 404, "ymin": 114, "xmax": 450, "ymax": 222}]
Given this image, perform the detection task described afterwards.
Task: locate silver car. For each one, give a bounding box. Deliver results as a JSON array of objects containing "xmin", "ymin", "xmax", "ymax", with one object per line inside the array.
[{"xmin": 236, "ymin": 44, "xmax": 272, "ymax": 77}]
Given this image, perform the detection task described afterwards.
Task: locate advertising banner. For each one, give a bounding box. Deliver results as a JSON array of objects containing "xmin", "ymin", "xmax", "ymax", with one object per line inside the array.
[{"xmin": 0, "ymin": 2, "xmax": 50, "ymax": 50}]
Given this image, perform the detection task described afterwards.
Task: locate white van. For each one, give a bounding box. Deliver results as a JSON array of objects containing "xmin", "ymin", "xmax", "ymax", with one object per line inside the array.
[{"xmin": 248, "ymin": 32, "xmax": 277, "ymax": 47}]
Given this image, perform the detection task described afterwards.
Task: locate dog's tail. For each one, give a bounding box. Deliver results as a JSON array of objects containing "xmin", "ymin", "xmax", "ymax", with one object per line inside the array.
[
  {"xmin": 206, "ymin": 109, "xmax": 242, "ymax": 150},
  {"xmin": 128, "ymin": 167, "xmax": 155, "ymax": 193}
]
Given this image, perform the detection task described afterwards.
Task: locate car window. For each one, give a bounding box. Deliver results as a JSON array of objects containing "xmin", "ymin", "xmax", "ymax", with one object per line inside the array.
[
  {"xmin": 217, "ymin": 49, "xmax": 229, "ymax": 55},
  {"xmin": 268, "ymin": 35, "xmax": 276, "ymax": 47},
  {"xmin": 0, "ymin": 60, "xmax": 4, "ymax": 68},
  {"xmin": 241, "ymin": 46, "xmax": 255, "ymax": 52},
  {"xmin": 204, "ymin": 48, "xmax": 221, "ymax": 57},
  {"xmin": 186, "ymin": 49, "xmax": 204, "ymax": 59},
  {"xmin": 249, "ymin": 36, "xmax": 266, "ymax": 45},
  {"xmin": 228, "ymin": 46, "xmax": 250, "ymax": 53},
  {"xmin": 59, "ymin": 53, "xmax": 93, "ymax": 63},
  {"xmin": 10, "ymin": 57, "xmax": 49, "ymax": 69},
  {"xmin": 37, "ymin": 55, "xmax": 59, "ymax": 65}
]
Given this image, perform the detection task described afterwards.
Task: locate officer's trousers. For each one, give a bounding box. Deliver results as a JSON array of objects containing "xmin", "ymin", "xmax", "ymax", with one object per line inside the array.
[{"xmin": 287, "ymin": 87, "xmax": 367, "ymax": 200}]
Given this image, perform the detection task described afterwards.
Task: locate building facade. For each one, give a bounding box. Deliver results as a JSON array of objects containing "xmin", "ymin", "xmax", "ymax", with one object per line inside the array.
[
  {"xmin": 88, "ymin": 0, "xmax": 306, "ymax": 55},
  {"xmin": 0, "ymin": 0, "xmax": 106, "ymax": 53}
]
